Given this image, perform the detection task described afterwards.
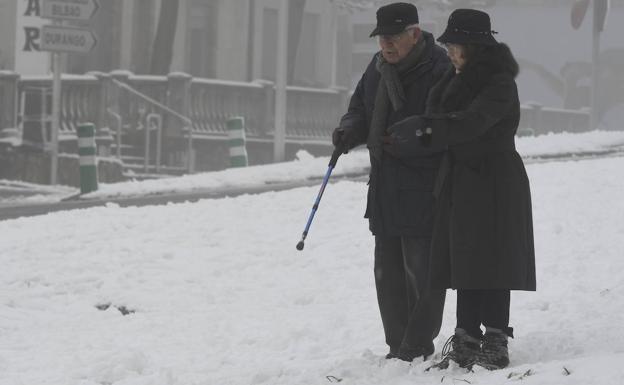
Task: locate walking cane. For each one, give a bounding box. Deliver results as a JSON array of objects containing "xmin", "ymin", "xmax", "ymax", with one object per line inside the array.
[{"xmin": 296, "ymin": 146, "xmax": 343, "ymax": 251}]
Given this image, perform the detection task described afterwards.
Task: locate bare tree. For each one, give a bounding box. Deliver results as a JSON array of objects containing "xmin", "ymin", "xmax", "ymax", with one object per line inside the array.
[{"xmin": 149, "ymin": 0, "xmax": 180, "ymax": 75}]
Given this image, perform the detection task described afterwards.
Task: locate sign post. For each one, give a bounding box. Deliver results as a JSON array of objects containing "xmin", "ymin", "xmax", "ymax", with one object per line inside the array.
[
  {"xmin": 40, "ymin": 0, "xmax": 99, "ymax": 185},
  {"xmin": 50, "ymin": 20, "xmax": 62, "ymax": 185}
]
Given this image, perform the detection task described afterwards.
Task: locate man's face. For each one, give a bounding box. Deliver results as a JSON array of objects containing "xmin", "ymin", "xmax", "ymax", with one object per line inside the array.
[{"xmin": 378, "ymin": 27, "xmax": 421, "ymax": 64}]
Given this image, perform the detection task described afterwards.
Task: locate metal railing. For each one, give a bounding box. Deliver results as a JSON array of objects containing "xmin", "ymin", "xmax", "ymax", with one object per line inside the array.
[
  {"xmin": 519, "ymin": 103, "xmax": 590, "ymax": 136},
  {"xmin": 111, "ymin": 77, "xmax": 194, "ymax": 173},
  {"xmin": 19, "ymin": 74, "xmax": 100, "ymax": 138},
  {"xmin": 189, "ymin": 78, "xmax": 266, "ymax": 137},
  {"xmin": 145, "ymin": 113, "xmax": 162, "ymax": 173},
  {"xmin": 7, "ymin": 71, "xmax": 599, "ymax": 176},
  {"xmin": 107, "ymin": 108, "xmax": 122, "ymax": 159}
]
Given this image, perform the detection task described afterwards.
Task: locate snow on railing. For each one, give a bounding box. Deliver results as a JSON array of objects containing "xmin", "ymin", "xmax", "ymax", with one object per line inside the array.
[
  {"xmin": 19, "ymin": 74, "xmax": 100, "ymax": 141},
  {"xmin": 6, "ymin": 71, "xmax": 598, "ymax": 173},
  {"xmin": 520, "ymin": 103, "xmax": 590, "ymax": 136}
]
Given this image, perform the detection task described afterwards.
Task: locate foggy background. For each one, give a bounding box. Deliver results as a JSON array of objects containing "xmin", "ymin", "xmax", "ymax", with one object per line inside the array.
[
  {"xmin": 1, "ymin": 0, "xmax": 623, "ymax": 187},
  {"xmin": 2, "ymin": 0, "xmax": 622, "ymax": 112}
]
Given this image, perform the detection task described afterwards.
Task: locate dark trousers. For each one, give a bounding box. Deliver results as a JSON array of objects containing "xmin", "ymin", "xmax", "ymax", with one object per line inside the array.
[
  {"xmin": 456, "ymin": 289, "xmax": 511, "ymax": 339},
  {"xmin": 374, "ymin": 235, "xmax": 446, "ymax": 351}
]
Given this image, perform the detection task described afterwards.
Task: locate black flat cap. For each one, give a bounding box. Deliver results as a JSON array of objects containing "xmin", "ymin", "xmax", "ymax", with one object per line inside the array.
[{"xmin": 369, "ymin": 2, "xmax": 419, "ymax": 37}]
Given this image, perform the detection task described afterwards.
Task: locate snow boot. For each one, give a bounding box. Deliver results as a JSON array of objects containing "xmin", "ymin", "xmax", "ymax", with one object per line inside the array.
[
  {"xmin": 427, "ymin": 328, "xmax": 480, "ymax": 370},
  {"xmin": 475, "ymin": 328, "xmax": 510, "ymax": 370}
]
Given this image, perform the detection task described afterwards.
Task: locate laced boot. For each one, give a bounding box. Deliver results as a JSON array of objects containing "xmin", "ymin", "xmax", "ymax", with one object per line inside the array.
[
  {"xmin": 476, "ymin": 328, "xmax": 510, "ymax": 370},
  {"xmin": 427, "ymin": 328, "xmax": 480, "ymax": 370}
]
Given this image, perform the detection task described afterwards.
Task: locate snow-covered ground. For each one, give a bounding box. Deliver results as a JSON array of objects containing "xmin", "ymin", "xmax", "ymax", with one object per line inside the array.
[
  {"xmin": 81, "ymin": 130, "xmax": 624, "ymax": 201},
  {"xmin": 1, "ymin": 154, "xmax": 624, "ymax": 385},
  {"xmin": 3, "ymin": 130, "xmax": 622, "ymax": 206},
  {"xmin": 0, "ymin": 180, "xmax": 75, "ymax": 206}
]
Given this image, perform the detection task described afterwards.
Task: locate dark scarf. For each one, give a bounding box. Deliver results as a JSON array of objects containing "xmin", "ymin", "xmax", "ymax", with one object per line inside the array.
[{"xmin": 368, "ymin": 37, "xmax": 427, "ymax": 159}]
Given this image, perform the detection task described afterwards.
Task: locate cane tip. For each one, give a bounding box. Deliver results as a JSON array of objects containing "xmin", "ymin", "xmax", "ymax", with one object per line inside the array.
[{"xmin": 296, "ymin": 241, "xmax": 305, "ymax": 251}]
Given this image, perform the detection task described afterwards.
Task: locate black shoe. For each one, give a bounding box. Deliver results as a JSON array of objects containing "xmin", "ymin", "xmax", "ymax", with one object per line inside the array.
[
  {"xmin": 397, "ymin": 344, "xmax": 434, "ymax": 362},
  {"xmin": 475, "ymin": 330, "xmax": 509, "ymax": 370},
  {"xmin": 428, "ymin": 328, "xmax": 480, "ymax": 370},
  {"xmin": 385, "ymin": 346, "xmax": 400, "ymax": 359}
]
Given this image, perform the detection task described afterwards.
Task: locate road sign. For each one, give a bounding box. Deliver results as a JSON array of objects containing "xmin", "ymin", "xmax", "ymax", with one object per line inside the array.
[
  {"xmin": 41, "ymin": 0, "xmax": 100, "ymax": 21},
  {"xmin": 41, "ymin": 25, "xmax": 97, "ymax": 53}
]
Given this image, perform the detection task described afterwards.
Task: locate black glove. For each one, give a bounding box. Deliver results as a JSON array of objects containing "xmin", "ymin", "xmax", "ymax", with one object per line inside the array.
[
  {"xmin": 415, "ymin": 126, "xmax": 433, "ymax": 147},
  {"xmin": 332, "ymin": 126, "xmax": 357, "ymax": 154},
  {"xmin": 383, "ymin": 116, "xmax": 431, "ymax": 157}
]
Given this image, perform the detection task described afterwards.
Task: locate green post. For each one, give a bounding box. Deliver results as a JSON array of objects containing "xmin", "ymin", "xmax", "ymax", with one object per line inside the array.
[
  {"xmin": 227, "ymin": 117, "xmax": 248, "ymax": 167},
  {"xmin": 77, "ymin": 123, "xmax": 99, "ymax": 194}
]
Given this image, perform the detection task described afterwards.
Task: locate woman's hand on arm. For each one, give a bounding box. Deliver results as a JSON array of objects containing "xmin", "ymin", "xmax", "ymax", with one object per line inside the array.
[{"xmin": 428, "ymin": 75, "xmax": 516, "ymax": 147}]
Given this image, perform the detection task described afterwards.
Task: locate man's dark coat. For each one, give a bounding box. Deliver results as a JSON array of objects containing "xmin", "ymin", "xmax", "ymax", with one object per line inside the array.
[{"xmin": 339, "ymin": 32, "xmax": 449, "ymax": 236}]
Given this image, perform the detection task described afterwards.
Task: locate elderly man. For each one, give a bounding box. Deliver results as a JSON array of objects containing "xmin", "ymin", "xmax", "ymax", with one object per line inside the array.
[{"xmin": 332, "ymin": 2, "xmax": 448, "ymax": 361}]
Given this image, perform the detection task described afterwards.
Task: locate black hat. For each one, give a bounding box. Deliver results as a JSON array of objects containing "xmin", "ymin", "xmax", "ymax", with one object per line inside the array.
[
  {"xmin": 437, "ymin": 9, "xmax": 498, "ymax": 46},
  {"xmin": 369, "ymin": 2, "xmax": 419, "ymax": 37}
]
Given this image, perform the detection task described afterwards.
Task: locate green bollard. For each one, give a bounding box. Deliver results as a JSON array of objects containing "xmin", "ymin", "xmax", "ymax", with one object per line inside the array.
[
  {"xmin": 77, "ymin": 123, "xmax": 99, "ymax": 194},
  {"xmin": 227, "ymin": 117, "xmax": 248, "ymax": 168}
]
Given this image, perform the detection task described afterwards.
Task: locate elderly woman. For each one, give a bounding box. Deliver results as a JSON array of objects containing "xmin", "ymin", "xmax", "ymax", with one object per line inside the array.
[{"xmin": 386, "ymin": 9, "xmax": 536, "ymax": 370}]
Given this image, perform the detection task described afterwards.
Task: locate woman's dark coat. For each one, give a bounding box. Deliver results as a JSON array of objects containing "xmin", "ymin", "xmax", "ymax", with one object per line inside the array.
[
  {"xmin": 339, "ymin": 32, "xmax": 449, "ymax": 236},
  {"xmin": 424, "ymin": 43, "xmax": 536, "ymax": 290}
]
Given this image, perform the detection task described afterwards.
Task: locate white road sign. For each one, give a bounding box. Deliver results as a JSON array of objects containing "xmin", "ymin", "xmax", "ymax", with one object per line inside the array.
[
  {"xmin": 41, "ymin": 25, "xmax": 97, "ymax": 53},
  {"xmin": 41, "ymin": 0, "xmax": 100, "ymax": 22}
]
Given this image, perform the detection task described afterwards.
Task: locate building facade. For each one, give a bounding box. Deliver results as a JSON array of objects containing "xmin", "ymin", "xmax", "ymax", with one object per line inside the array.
[
  {"xmin": 1, "ymin": 0, "xmax": 622, "ymax": 130},
  {"xmin": 0, "ymin": 0, "xmax": 352, "ymax": 88}
]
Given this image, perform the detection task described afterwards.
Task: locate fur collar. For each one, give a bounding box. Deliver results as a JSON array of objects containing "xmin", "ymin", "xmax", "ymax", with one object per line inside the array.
[
  {"xmin": 457, "ymin": 43, "xmax": 519, "ymax": 94},
  {"xmin": 427, "ymin": 43, "xmax": 518, "ymax": 114}
]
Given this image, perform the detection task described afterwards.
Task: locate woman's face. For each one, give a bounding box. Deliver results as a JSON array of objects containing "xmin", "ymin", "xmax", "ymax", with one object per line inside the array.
[{"xmin": 445, "ymin": 43, "xmax": 466, "ymax": 71}]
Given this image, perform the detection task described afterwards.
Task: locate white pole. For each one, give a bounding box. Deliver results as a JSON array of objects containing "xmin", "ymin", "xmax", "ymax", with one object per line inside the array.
[
  {"xmin": 50, "ymin": 21, "xmax": 62, "ymax": 185},
  {"xmin": 273, "ymin": 0, "xmax": 288, "ymax": 163},
  {"xmin": 590, "ymin": 0, "xmax": 601, "ymax": 131}
]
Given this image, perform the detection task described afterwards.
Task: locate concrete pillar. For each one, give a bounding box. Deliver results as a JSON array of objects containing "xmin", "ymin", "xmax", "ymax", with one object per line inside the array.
[
  {"xmin": 528, "ymin": 102, "xmax": 543, "ymax": 135},
  {"xmin": 77, "ymin": 123, "xmax": 99, "ymax": 194},
  {"xmin": 88, "ymin": 71, "xmax": 114, "ymax": 156},
  {"xmin": 0, "ymin": 71, "xmax": 20, "ymax": 139},
  {"xmin": 257, "ymin": 80, "xmax": 274, "ymax": 137},
  {"xmin": 110, "ymin": 70, "xmax": 133, "ymax": 126},
  {"xmin": 166, "ymin": 72, "xmax": 192, "ymax": 136},
  {"xmin": 167, "ymin": 72, "xmax": 193, "ymax": 171}
]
